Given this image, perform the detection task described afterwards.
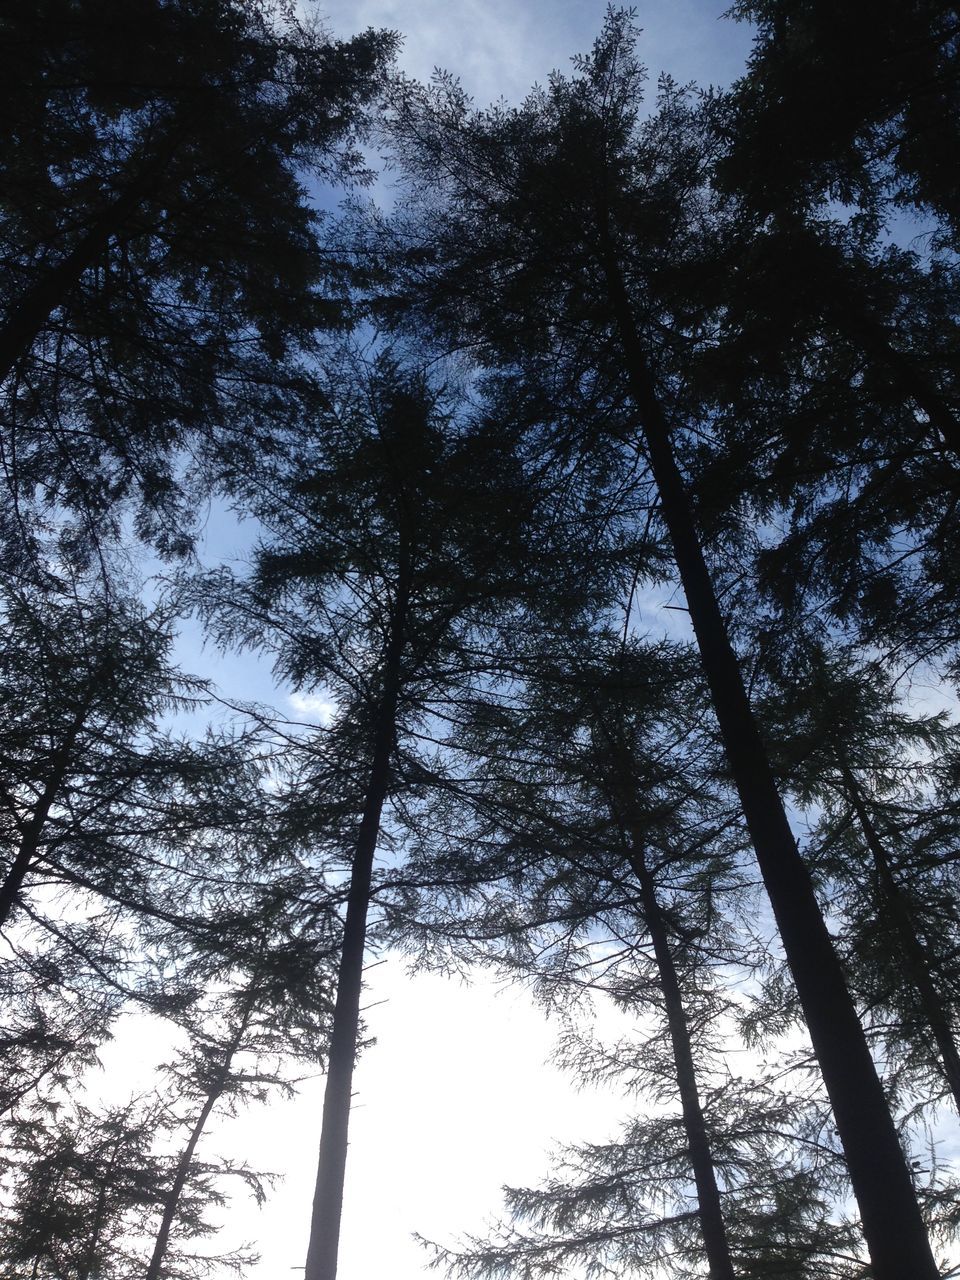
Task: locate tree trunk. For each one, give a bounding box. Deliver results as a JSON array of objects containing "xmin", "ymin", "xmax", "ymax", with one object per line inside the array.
[
  {"xmin": 0, "ymin": 709, "xmax": 87, "ymax": 927},
  {"xmin": 144, "ymin": 985, "xmax": 258, "ymax": 1280},
  {"xmin": 78, "ymin": 1134, "xmax": 123, "ymax": 1280},
  {"xmin": 625, "ymin": 843, "xmax": 736, "ymax": 1280},
  {"xmin": 0, "ymin": 128, "xmax": 181, "ymax": 387},
  {"xmin": 597, "ymin": 235, "xmax": 939, "ymax": 1280},
  {"xmin": 838, "ymin": 754, "xmax": 960, "ymax": 1116},
  {"xmin": 304, "ymin": 565, "xmax": 411, "ymax": 1280}
]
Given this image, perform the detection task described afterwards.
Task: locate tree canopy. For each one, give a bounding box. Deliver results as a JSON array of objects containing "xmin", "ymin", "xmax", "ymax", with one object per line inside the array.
[{"xmin": 3, "ymin": 4, "xmax": 960, "ymax": 1279}]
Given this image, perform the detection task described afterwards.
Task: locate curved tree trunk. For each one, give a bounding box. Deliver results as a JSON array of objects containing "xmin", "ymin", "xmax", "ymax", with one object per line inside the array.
[
  {"xmin": 304, "ymin": 562, "xmax": 411, "ymax": 1280},
  {"xmin": 597, "ymin": 233, "xmax": 938, "ymax": 1280},
  {"xmin": 144, "ymin": 984, "xmax": 259, "ymax": 1280}
]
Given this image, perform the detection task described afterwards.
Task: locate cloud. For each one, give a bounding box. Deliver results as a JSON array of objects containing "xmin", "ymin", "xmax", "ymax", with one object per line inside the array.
[
  {"xmin": 316, "ymin": 0, "xmax": 752, "ymax": 107},
  {"xmin": 288, "ymin": 691, "xmax": 338, "ymax": 725}
]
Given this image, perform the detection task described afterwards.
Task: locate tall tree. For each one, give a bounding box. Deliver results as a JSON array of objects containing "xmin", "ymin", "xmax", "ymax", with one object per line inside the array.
[
  {"xmin": 378, "ymin": 17, "xmax": 942, "ymax": 1275},
  {"xmin": 144, "ymin": 919, "xmax": 336, "ymax": 1280},
  {"xmin": 721, "ymin": 0, "xmax": 960, "ymax": 245},
  {"xmin": 395, "ymin": 634, "xmax": 866, "ymax": 1278},
  {"xmin": 195, "ymin": 351, "xmax": 600, "ymax": 1280},
  {"xmin": 0, "ymin": 1084, "xmax": 268, "ymax": 1279},
  {"xmin": 756, "ymin": 641, "xmax": 960, "ymax": 1118}
]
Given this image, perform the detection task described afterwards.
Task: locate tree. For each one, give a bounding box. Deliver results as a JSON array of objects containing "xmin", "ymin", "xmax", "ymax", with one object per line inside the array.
[
  {"xmin": 396, "ymin": 633, "xmax": 868, "ymax": 1278},
  {"xmin": 720, "ymin": 0, "xmax": 960, "ymax": 246},
  {"xmin": 0, "ymin": 1082, "xmax": 270, "ymax": 1280},
  {"xmin": 755, "ymin": 641, "xmax": 960, "ymax": 1119},
  {"xmin": 378, "ymin": 16, "xmax": 942, "ymax": 1274},
  {"xmin": 0, "ymin": 563, "xmax": 340, "ymax": 1272},
  {"xmin": 144, "ymin": 917, "xmax": 336, "ymax": 1280},
  {"xmin": 0, "ymin": 1094, "xmax": 190, "ymax": 1280},
  {"xmin": 0, "ymin": 0, "xmax": 395, "ymax": 558},
  {"xmin": 0, "ymin": 556, "xmax": 316, "ymax": 1158},
  {"xmin": 0, "ymin": 567, "xmax": 249, "ymax": 933},
  {"xmin": 194, "ymin": 350, "xmax": 603, "ymax": 1280},
  {"xmin": 429, "ymin": 1074, "xmax": 860, "ymax": 1280}
]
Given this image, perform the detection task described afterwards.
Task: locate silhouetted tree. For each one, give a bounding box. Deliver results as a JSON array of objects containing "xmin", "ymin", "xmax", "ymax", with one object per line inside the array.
[
  {"xmin": 378, "ymin": 16, "xmax": 942, "ymax": 1275},
  {"xmin": 721, "ymin": 0, "xmax": 960, "ymax": 244},
  {"xmin": 0, "ymin": 1094, "xmax": 204, "ymax": 1279},
  {"xmin": 755, "ymin": 642, "xmax": 960, "ymax": 1118},
  {"xmin": 0, "ymin": 0, "xmax": 395, "ymax": 559},
  {"xmin": 144, "ymin": 920, "xmax": 336, "ymax": 1280},
  {"xmin": 396, "ymin": 634, "xmax": 870, "ymax": 1278},
  {"xmin": 193, "ymin": 349, "xmax": 603, "ymax": 1280}
]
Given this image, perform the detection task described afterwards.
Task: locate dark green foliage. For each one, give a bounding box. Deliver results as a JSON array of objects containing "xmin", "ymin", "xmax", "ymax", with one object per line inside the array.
[
  {"xmin": 0, "ymin": 1089, "xmax": 261, "ymax": 1279},
  {"xmin": 721, "ymin": 0, "xmax": 960, "ymax": 240},
  {"xmin": 374, "ymin": 16, "xmax": 950, "ymax": 1277},
  {"xmin": 754, "ymin": 642, "xmax": 960, "ymax": 1114},
  {"xmin": 190, "ymin": 349, "xmax": 626, "ymax": 1279},
  {"xmin": 0, "ymin": 0, "xmax": 395, "ymax": 558}
]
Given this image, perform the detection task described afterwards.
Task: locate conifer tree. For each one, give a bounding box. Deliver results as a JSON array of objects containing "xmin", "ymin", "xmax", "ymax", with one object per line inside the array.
[
  {"xmin": 377, "ymin": 17, "xmax": 943, "ymax": 1274},
  {"xmin": 756, "ymin": 641, "xmax": 960, "ymax": 1118},
  {"xmin": 144, "ymin": 916, "xmax": 336, "ymax": 1280},
  {"xmin": 721, "ymin": 0, "xmax": 960, "ymax": 245},
  {"xmin": 194, "ymin": 351, "xmax": 604, "ymax": 1280},
  {"xmin": 0, "ymin": 0, "xmax": 395, "ymax": 556},
  {"xmin": 396, "ymin": 633, "xmax": 870, "ymax": 1279},
  {"xmin": 0, "ymin": 568, "xmax": 258, "ymax": 934}
]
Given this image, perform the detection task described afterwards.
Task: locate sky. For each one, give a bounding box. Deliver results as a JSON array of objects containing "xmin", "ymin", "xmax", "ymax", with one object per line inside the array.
[
  {"xmin": 319, "ymin": 0, "xmax": 753, "ymax": 106},
  {"xmin": 127, "ymin": 4, "xmax": 760, "ymax": 1278}
]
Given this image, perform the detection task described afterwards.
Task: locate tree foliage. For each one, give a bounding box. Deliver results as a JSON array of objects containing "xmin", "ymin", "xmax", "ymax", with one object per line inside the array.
[{"xmin": 3, "ymin": 4, "xmax": 960, "ymax": 1279}]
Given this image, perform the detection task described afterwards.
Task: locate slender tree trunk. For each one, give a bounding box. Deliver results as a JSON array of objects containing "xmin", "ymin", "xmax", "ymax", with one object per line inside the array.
[
  {"xmin": 0, "ymin": 129, "xmax": 181, "ymax": 386},
  {"xmin": 144, "ymin": 986, "xmax": 258, "ymax": 1280},
  {"xmin": 625, "ymin": 843, "xmax": 736, "ymax": 1280},
  {"xmin": 597, "ymin": 234, "xmax": 939, "ymax": 1280},
  {"xmin": 0, "ymin": 833, "xmax": 45, "ymax": 929},
  {"xmin": 304, "ymin": 566, "xmax": 411, "ymax": 1280},
  {"xmin": 0, "ymin": 710, "xmax": 86, "ymax": 927},
  {"xmin": 78, "ymin": 1135, "xmax": 122, "ymax": 1280},
  {"xmin": 838, "ymin": 754, "xmax": 960, "ymax": 1115}
]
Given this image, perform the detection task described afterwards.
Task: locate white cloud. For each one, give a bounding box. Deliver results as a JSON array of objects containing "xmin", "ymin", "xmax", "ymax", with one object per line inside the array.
[
  {"xmin": 210, "ymin": 959, "xmax": 633, "ymax": 1278},
  {"xmin": 288, "ymin": 692, "xmax": 339, "ymax": 726}
]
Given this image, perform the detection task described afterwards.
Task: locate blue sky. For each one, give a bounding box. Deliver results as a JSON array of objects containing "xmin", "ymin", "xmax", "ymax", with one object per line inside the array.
[{"xmin": 319, "ymin": 0, "xmax": 753, "ymax": 105}]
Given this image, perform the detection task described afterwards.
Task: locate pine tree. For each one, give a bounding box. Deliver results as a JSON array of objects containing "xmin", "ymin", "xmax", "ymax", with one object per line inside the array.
[
  {"xmin": 720, "ymin": 0, "xmax": 960, "ymax": 246},
  {"xmin": 0, "ymin": 568, "xmax": 251, "ymax": 933},
  {"xmin": 377, "ymin": 16, "xmax": 943, "ymax": 1274},
  {"xmin": 755, "ymin": 641, "xmax": 960, "ymax": 1119},
  {"xmin": 193, "ymin": 350, "xmax": 598, "ymax": 1280},
  {"xmin": 396, "ymin": 633, "xmax": 867, "ymax": 1278},
  {"xmin": 144, "ymin": 918, "xmax": 336, "ymax": 1280}
]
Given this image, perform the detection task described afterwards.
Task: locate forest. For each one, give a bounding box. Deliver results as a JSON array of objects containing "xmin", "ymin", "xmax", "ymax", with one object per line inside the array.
[{"xmin": 1, "ymin": 0, "xmax": 959, "ymax": 1276}]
